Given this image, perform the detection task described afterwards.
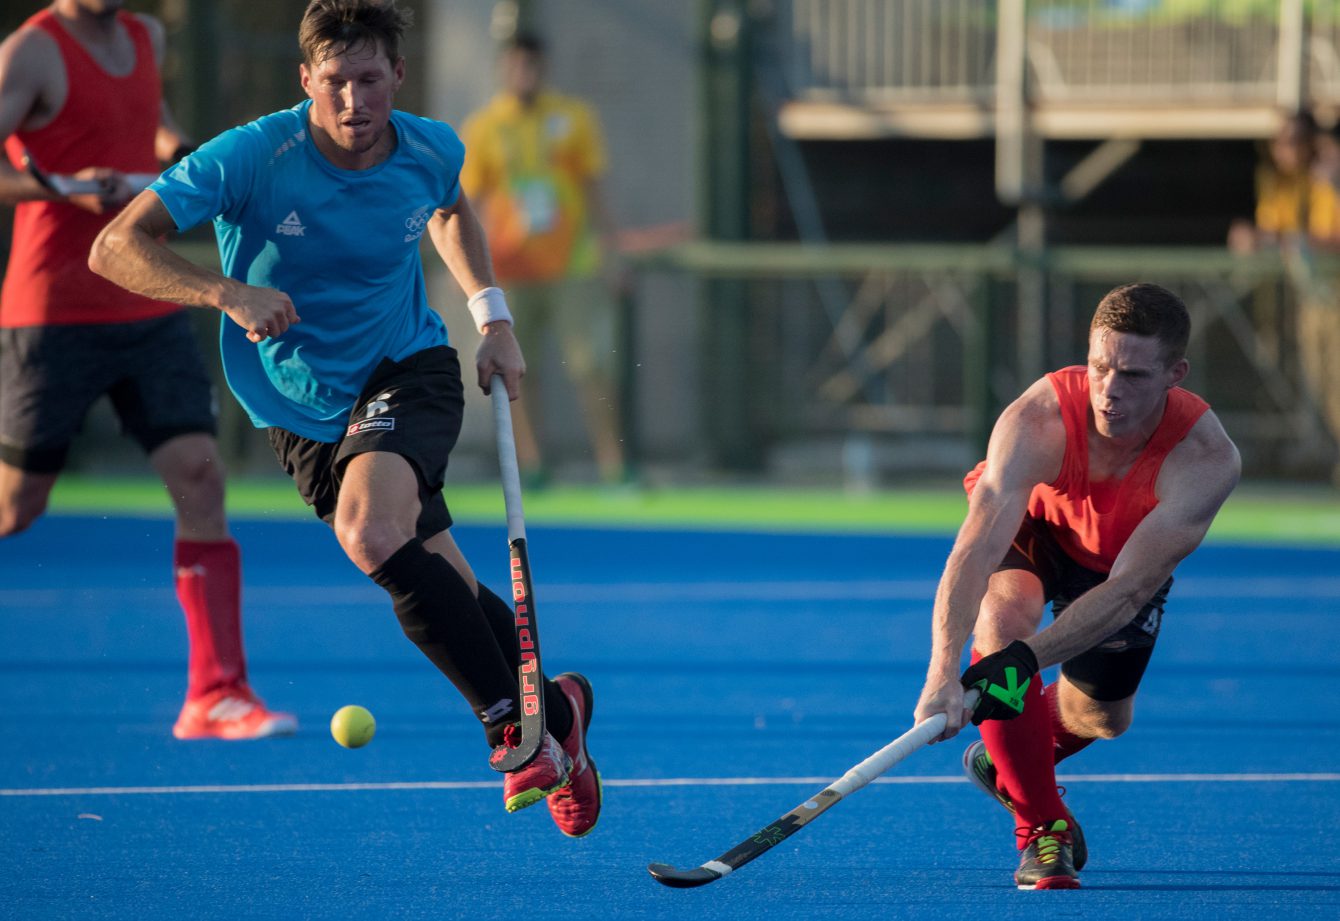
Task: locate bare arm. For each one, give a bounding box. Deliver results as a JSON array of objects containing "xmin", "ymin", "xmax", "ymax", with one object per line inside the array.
[
  {"xmin": 913, "ymin": 379, "xmax": 1065, "ymax": 738},
  {"xmin": 89, "ymin": 191, "xmax": 298, "ymax": 341},
  {"xmin": 1027, "ymin": 411, "xmax": 1240, "ymax": 668},
  {"xmin": 1, "ymin": 24, "xmax": 157, "ymax": 211},
  {"xmin": 0, "ymin": 28, "xmax": 65, "ymax": 205},
  {"xmin": 426, "ymin": 191, "xmax": 525, "ymax": 398}
]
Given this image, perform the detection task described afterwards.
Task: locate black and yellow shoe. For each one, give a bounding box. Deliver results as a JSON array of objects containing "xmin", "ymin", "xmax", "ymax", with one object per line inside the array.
[
  {"xmin": 1015, "ymin": 820, "xmax": 1080, "ymax": 890},
  {"xmin": 963, "ymin": 739, "xmax": 1088, "ymax": 871}
]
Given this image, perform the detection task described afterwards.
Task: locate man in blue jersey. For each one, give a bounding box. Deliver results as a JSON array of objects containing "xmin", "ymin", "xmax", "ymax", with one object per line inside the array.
[{"xmin": 90, "ymin": 0, "xmax": 600, "ymax": 838}]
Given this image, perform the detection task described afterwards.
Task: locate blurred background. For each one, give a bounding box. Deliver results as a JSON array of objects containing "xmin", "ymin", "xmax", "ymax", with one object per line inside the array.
[{"xmin": 3, "ymin": 0, "xmax": 1337, "ymax": 489}]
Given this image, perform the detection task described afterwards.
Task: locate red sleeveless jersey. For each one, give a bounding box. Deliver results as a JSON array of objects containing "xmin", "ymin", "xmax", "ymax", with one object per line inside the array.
[
  {"xmin": 1, "ymin": 10, "xmax": 176, "ymax": 327},
  {"xmin": 964, "ymin": 365, "xmax": 1209, "ymax": 573}
]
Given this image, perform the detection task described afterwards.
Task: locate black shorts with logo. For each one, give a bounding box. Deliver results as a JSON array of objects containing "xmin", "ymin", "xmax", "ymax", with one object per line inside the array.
[
  {"xmin": 267, "ymin": 345, "xmax": 464, "ymax": 541},
  {"xmin": 997, "ymin": 515, "xmax": 1172, "ymax": 701},
  {"xmin": 0, "ymin": 313, "xmax": 217, "ymax": 473}
]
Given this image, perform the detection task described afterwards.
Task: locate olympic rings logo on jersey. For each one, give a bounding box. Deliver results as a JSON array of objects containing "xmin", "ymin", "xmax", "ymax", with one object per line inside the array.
[{"xmin": 403, "ymin": 205, "xmax": 432, "ymax": 242}]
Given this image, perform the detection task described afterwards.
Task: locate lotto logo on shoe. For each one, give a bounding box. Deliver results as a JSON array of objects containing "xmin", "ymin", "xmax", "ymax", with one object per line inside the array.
[
  {"xmin": 276, "ymin": 211, "xmax": 306, "ymax": 236},
  {"xmin": 347, "ymin": 418, "xmax": 395, "ymax": 436}
]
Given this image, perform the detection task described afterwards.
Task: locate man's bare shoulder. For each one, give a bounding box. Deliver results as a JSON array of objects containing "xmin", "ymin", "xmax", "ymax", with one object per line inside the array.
[
  {"xmin": 1159, "ymin": 408, "xmax": 1241, "ymax": 503},
  {"xmin": 0, "ymin": 25, "xmax": 61, "ymax": 134},
  {"xmin": 981, "ymin": 376, "xmax": 1066, "ymax": 490},
  {"xmin": 1000, "ymin": 376, "xmax": 1063, "ymax": 431},
  {"xmin": 1179, "ymin": 407, "xmax": 1238, "ymax": 464},
  {"xmin": 0, "ymin": 23, "xmax": 60, "ymax": 84}
]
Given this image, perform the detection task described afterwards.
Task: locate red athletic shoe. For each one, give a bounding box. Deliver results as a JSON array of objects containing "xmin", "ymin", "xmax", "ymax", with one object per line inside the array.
[
  {"xmin": 172, "ymin": 686, "xmax": 298, "ymax": 740},
  {"xmin": 546, "ymin": 673, "xmax": 602, "ymax": 837},
  {"xmin": 494, "ymin": 725, "xmax": 571, "ymax": 813}
]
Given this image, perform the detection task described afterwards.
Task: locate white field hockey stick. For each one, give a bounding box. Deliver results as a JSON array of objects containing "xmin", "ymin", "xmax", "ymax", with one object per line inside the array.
[
  {"xmin": 21, "ymin": 145, "xmax": 156, "ymax": 197},
  {"xmin": 648, "ymin": 689, "xmax": 981, "ymax": 888},
  {"xmin": 487, "ymin": 374, "xmax": 547, "ymax": 771}
]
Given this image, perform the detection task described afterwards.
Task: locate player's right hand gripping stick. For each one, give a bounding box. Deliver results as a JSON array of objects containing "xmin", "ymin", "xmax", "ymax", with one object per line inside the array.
[{"xmin": 959, "ymin": 639, "xmax": 1039, "ymax": 724}]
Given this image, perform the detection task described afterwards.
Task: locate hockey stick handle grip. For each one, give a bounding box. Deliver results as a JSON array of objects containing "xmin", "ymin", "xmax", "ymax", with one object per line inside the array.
[
  {"xmin": 831, "ymin": 689, "xmax": 981, "ymax": 796},
  {"xmin": 490, "ymin": 374, "xmax": 526, "ymax": 543}
]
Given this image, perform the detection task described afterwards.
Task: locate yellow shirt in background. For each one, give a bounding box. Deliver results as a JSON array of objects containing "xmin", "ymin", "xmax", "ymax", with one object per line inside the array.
[
  {"xmin": 1255, "ymin": 166, "xmax": 1340, "ymax": 239},
  {"xmin": 461, "ymin": 90, "xmax": 607, "ymax": 284}
]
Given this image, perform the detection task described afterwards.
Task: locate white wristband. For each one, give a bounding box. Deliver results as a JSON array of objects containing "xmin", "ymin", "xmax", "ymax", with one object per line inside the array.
[{"xmin": 467, "ymin": 286, "xmax": 513, "ymax": 333}]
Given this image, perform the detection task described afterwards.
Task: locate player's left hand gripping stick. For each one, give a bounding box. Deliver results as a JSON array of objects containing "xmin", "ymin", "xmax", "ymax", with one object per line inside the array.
[
  {"xmin": 487, "ymin": 374, "xmax": 548, "ymax": 772},
  {"xmin": 647, "ymin": 689, "xmax": 981, "ymax": 888},
  {"xmin": 959, "ymin": 639, "xmax": 1038, "ymax": 725}
]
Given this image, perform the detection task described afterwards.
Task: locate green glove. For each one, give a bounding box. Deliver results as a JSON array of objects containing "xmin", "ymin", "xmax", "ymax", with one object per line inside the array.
[{"xmin": 959, "ymin": 640, "xmax": 1038, "ymax": 724}]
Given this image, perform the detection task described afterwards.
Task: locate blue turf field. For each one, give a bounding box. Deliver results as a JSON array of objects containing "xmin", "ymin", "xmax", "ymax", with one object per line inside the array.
[{"xmin": 2, "ymin": 514, "xmax": 1337, "ymax": 920}]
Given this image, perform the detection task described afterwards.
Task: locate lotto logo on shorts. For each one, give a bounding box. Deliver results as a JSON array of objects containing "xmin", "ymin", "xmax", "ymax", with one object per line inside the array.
[{"xmin": 347, "ymin": 418, "xmax": 395, "ymax": 436}]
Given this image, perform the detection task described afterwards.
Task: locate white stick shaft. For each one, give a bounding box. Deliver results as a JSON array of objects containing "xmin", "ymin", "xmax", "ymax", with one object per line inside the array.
[
  {"xmin": 830, "ymin": 689, "xmax": 980, "ymax": 797},
  {"xmin": 490, "ymin": 375, "xmax": 526, "ymax": 543},
  {"xmin": 47, "ymin": 173, "xmax": 157, "ymax": 196}
]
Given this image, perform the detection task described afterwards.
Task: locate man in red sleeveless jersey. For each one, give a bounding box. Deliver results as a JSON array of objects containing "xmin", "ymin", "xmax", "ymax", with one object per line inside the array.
[
  {"xmin": 913, "ymin": 283, "xmax": 1240, "ymax": 890},
  {"xmin": 0, "ymin": 0, "xmax": 295, "ymax": 740}
]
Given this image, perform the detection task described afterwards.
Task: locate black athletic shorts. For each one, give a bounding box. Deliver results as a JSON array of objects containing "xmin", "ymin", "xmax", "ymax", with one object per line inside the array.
[
  {"xmin": 267, "ymin": 345, "xmax": 464, "ymax": 541},
  {"xmin": 0, "ymin": 313, "xmax": 217, "ymax": 473},
  {"xmin": 997, "ymin": 515, "xmax": 1172, "ymax": 702}
]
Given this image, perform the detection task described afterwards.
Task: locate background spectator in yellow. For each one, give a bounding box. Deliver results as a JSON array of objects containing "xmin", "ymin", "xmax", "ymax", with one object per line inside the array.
[
  {"xmin": 1229, "ymin": 111, "xmax": 1340, "ymax": 482},
  {"xmin": 461, "ymin": 32, "xmax": 626, "ymax": 486}
]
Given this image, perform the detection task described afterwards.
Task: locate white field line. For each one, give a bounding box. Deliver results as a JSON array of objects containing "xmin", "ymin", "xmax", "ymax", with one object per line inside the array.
[
  {"xmin": 3, "ymin": 577, "xmax": 1340, "ymax": 608},
  {"xmin": 2, "ymin": 773, "xmax": 1338, "ymax": 798}
]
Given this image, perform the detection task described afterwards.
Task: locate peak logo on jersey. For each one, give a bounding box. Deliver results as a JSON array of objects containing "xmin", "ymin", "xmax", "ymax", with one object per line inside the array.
[
  {"xmin": 276, "ymin": 211, "xmax": 306, "ymax": 236},
  {"xmin": 403, "ymin": 205, "xmax": 432, "ymax": 242},
  {"xmin": 347, "ymin": 418, "xmax": 395, "ymax": 436}
]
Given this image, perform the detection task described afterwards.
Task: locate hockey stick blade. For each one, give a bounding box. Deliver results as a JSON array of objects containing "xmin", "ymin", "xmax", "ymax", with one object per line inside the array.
[
  {"xmin": 646, "ymin": 864, "xmax": 723, "ymax": 889},
  {"xmin": 487, "ymin": 375, "xmax": 546, "ymax": 773},
  {"xmin": 647, "ymin": 690, "xmax": 980, "ymax": 888}
]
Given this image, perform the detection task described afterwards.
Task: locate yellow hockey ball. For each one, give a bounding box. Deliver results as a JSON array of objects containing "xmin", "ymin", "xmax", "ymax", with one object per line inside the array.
[{"xmin": 330, "ymin": 705, "xmax": 376, "ymax": 749}]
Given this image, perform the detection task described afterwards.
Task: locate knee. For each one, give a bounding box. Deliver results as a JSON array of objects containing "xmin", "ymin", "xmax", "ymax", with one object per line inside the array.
[
  {"xmin": 334, "ymin": 510, "xmax": 411, "ymax": 575},
  {"xmin": 1065, "ymin": 700, "xmax": 1134, "ymax": 740},
  {"xmin": 165, "ymin": 451, "xmax": 227, "ymax": 508},
  {"xmin": 0, "ymin": 492, "xmax": 47, "ymax": 537},
  {"xmin": 974, "ymin": 599, "xmax": 1041, "ymax": 653}
]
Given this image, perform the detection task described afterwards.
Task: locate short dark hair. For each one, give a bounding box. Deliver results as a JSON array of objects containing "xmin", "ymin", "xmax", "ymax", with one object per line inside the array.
[
  {"xmin": 506, "ymin": 31, "xmax": 546, "ymax": 57},
  {"xmin": 1091, "ymin": 283, "xmax": 1191, "ymax": 365},
  {"xmin": 299, "ymin": 0, "xmax": 413, "ymax": 66}
]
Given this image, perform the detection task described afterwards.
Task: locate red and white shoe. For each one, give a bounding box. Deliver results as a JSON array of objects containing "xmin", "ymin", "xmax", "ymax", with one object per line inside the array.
[
  {"xmin": 172, "ymin": 686, "xmax": 298, "ymax": 740},
  {"xmin": 494, "ymin": 725, "xmax": 571, "ymax": 813},
  {"xmin": 546, "ymin": 673, "xmax": 602, "ymax": 837}
]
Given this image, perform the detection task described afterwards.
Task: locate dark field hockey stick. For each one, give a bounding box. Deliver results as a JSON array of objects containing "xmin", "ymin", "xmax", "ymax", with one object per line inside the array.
[
  {"xmin": 487, "ymin": 374, "xmax": 546, "ymax": 772},
  {"xmin": 648, "ymin": 689, "xmax": 981, "ymax": 888}
]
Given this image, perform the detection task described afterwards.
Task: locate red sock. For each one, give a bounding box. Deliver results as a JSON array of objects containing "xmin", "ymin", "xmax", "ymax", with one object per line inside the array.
[
  {"xmin": 1047, "ymin": 680, "xmax": 1096, "ymax": 765},
  {"xmin": 973, "ymin": 649, "xmax": 1067, "ymax": 843},
  {"xmin": 175, "ymin": 539, "xmax": 247, "ymax": 699}
]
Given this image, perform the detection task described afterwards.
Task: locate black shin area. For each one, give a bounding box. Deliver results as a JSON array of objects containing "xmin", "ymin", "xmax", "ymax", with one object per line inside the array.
[
  {"xmin": 476, "ymin": 583, "xmax": 574, "ymax": 742},
  {"xmin": 370, "ymin": 539, "xmax": 517, "ymax": 746}
]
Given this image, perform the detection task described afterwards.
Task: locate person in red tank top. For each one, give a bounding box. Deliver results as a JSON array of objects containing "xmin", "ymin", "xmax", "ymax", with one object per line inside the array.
[
  {"xmin": 0, "ymin": 1, "xmax": 295, "ymax": 740},
  {"xmin": 913, "ymin": 284, "xmax": 1240, "ymax": 890}
]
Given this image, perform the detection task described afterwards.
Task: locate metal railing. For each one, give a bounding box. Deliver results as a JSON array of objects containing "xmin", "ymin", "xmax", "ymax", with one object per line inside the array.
[
  {"xmin": 777, "ymin": 0, "xmax": 1333, "ymax": 108},
  {"xmin": 779, "ymin": 0, "xmax": 997, "ymax": 103},
  {"xmin": 631, "ymin": 242, "xmax": 1337, "ymax": 479}
]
